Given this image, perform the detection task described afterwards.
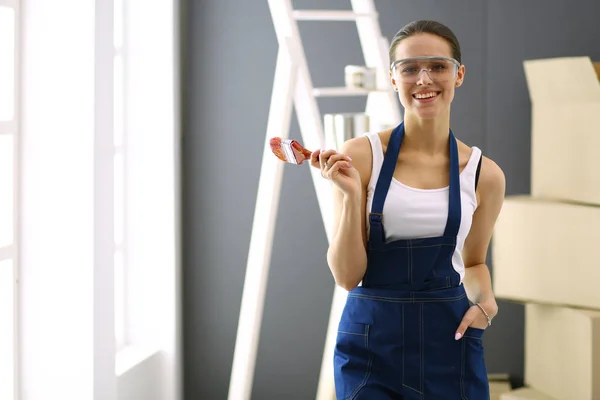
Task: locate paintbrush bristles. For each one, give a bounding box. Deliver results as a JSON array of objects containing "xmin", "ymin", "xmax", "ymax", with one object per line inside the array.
[
  {"xmin": 269, "ymin": 137, "xmax": 288, "ymax": 162},
  {"xmin": 269, "ymin": 137, "xmax": 314, "ymax": 165}
]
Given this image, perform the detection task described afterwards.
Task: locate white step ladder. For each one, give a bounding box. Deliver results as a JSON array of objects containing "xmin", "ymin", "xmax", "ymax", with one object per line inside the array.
[{"xmin": 228, "ymin": 1, "xmax": 402, "ymax": 399}]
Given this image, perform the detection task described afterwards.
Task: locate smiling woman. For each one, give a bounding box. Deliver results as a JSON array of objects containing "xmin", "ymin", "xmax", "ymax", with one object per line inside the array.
[{"xmin": 311, "ymin": 19, "xmax": 506, "ymax": 399}]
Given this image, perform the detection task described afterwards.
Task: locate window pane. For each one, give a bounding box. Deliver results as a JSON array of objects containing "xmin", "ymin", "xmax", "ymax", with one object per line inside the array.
[
  {"xmin": 0, "ymin": 259, "xmax": 15, "ymax": 400},
  {"xmin": 114, "ymin": 153, "xmax": 124, "ymax": 246},
  {"xmin": 114, "ymin": 251, "xmax": 126, "ymax": 348},
  {"xmin": 114, "ymin": 54, "xmax": 124, "ymax": 147},
  {"xmin": 0, "ymin": 135, "xmax": 13, "ymax": 248},
  {"xmin": 0, "ymin": 7, "xmax": 15, "ymax": 121}
]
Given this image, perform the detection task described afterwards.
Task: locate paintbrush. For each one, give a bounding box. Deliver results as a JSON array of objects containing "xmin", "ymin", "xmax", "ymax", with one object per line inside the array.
[{"xmin": 269, "ymin": 137, "xmax": 314, "ymax": 165}]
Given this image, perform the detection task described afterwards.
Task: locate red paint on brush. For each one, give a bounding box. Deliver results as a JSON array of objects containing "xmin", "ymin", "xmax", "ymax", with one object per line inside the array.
[
  {"xmin": 269, "ymin": 137, "xmax": 288, "ymax": 161},
  {"xmin": 269, "ymin": 137, "xmax": 313, "ymax": 164}
]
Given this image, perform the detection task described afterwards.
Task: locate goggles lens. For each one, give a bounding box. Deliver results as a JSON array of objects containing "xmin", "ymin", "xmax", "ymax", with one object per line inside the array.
[{"xmin": 391, "ymin": 56, "xmax": 460, "ymax": 83}]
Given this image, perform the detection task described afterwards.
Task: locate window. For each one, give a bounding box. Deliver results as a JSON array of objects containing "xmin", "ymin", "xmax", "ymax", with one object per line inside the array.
[
  {"xmin": 17, "ymin": 0, "xmax": 178, "ymax": 396},
  {"xmin": 0, "ymin": 1, "xmax": 19, "ymax": 399},
  {"xmin": 113, "ymin": 0, "xmax": 178, "ymax": 377},
  {"xmin": 112, "ymin": 0, "xmax": 177, "ymax": 360}
]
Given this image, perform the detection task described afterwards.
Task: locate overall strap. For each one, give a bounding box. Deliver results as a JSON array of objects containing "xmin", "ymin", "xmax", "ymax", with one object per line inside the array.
[
  {"xmin": 443, "ymin": 130, "xmax": 462, "ymax": 238},
  {"xmin": 368, "ymin": 123, "xmax": 404, "ymax": 244}
]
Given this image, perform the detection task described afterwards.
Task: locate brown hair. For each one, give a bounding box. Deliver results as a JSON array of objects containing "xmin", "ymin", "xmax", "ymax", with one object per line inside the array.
[{"xmin": 388, "ymin": 20, "xmax": 462, "ymax": 67}]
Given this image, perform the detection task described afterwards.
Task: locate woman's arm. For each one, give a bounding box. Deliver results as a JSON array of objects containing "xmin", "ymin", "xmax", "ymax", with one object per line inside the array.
[
  {"xmin": 320, "ymin": 137, "xmax": 372, "ymax": 291},
  {"xmin": 455, "ymin": 156, "xmax": 506, "ymax": 338}
]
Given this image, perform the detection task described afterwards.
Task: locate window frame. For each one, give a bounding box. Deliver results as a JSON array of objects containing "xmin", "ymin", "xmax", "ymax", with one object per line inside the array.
[
  {"xmin": 113, "ymin": 0, "xmax": 129, "ymax": 352},
  {"xmin": 0, "ymin": 0, "xmax": 20, "ymax": 399}
]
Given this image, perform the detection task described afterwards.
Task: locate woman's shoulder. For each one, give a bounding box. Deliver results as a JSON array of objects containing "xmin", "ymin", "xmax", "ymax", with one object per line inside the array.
[
  {"xmin": 471, "ymin": 152, "xmax": 505, "ymax": 215},
  {"xmin": 456, "ymin": 140, "xmax": 503, "ymax": 187},
  {"xmin": 340, "ymin": 129, "xmax": 395, "ymax": 156},
  {"xmin": 339, "ymin": 135, "xmax": 371, "ymax": 177},
  {"xmin": 339, "ymin": 131, "xmax": 390, "ymax": 186},
  {"xmin": 374, "ymin": 129, "xmax": 394, "ymax": 152},
  {"xmin": 455, "ymin": 139, "xmax": 504, "ymax": 196},
  {"xmin": 467, "ymin": 148, "xmax": 505, "ymax": 210},
  {"xmin": 339, "ymin": 134, "xmax": 371, "ymax": 155},
  {"xmin": 456, "ymin": 139, "xmax": 479, "ymax": 160},
  {"xmin": 478, "ymin": 155, "xmax": 505, "ymax": 195}
]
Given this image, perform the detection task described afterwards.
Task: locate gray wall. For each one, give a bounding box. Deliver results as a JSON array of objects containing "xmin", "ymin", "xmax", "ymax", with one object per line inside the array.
[{"xmin": 181, "ymin": 1, "xmax": 600, "ymax": 398}]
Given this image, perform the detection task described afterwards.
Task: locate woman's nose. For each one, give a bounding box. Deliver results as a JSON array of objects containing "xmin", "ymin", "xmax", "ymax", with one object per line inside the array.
[{"xmin": 415, "ymin": 69, "xmax": 434, "ymax": 85}]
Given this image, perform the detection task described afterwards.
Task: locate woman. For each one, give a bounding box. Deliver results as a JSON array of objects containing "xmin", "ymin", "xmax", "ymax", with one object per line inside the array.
[{"xmin": 310, "ymin": 20, "xmax": 505, "ymax": 399}]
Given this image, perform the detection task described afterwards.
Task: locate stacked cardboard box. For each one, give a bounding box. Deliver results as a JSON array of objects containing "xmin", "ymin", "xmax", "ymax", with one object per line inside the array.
[
  {"xmin": 500, "ymin": 387, "xmax": 556, "ymax": 400},
  {"xmin": 489, "ymin": 374, "xmax": 512, "ymax": 400},
  {"xmin": 492, "ymin": 56, "xmax": 600, "ymax": 400}
]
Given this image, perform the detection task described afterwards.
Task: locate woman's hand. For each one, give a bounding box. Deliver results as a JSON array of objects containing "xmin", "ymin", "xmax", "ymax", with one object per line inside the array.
[
  {"xmin": 455, "ymin": 300, "xmax": 498, "ymax": 340},
  {"xmin": 310, "ymin": 149, "xmax": 361, "ymax": 199}
]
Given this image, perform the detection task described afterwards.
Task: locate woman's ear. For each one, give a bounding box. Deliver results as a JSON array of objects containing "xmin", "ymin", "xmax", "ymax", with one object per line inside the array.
[
  {"xmin": 389, "ymin": 70, "xmax": 399, "ymax": 92},
  {"xmin": 455, "ymin": 64, "xmax": 466, "ymax": 88}
]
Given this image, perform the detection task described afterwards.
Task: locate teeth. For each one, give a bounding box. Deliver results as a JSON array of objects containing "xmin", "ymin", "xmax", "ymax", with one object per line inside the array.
[{"xmin": 415, "ymin": 92, "xmax": 437, "ymax": 99}]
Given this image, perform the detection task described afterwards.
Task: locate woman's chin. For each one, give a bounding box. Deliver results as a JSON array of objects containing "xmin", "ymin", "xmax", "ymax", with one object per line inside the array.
[
  {"xmin": 411, "ymin": 108, "xmax": 441, "ymax": 120},
  {"xmin": 406, "ymin": 101, "xmax": 451, "ymax": 120}
]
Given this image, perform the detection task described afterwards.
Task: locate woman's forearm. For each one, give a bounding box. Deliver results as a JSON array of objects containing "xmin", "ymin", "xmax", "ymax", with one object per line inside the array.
[
  {"xmin": 463, "ymin": 263, "xmax": 498, "ymax": 316},
  {"xmin": 327, "ymin": 195, "xmax": 368, "ymax": 291}
]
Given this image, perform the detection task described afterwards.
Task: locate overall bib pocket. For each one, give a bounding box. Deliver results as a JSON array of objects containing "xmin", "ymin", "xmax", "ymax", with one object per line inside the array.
[{"xmin": 334, "ymin": 321, "xmax": 373, "ymax": 400}]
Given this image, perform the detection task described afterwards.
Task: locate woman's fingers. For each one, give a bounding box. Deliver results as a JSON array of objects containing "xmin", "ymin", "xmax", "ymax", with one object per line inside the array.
[
  {"xmin": 310, "ymin": 149, "xmax": 321, "ymax": 168},
  {"xmin": 319, "ymin": 149, "xmax": 338, "ymax": 169},
  {"xmin": 322, "ymin": 152, "xmax": 351, "ymax": 168},
  {"xmin": 310, "ymin": 149, "xmax": 352, "ymax": 179},
  {"xmin": 326, "ymin": 160, "xmax": 352, "ymax": 176},
  {"xmin": 321, "ymin": 153, "xmax": 353, "ymax": 178}
]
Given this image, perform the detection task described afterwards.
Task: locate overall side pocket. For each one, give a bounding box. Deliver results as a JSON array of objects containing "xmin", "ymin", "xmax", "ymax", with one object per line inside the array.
[
  {"xmin": 460, "ymin": 327, "xmax": 489, "ymax": 400},
  {"xmin": 333, "ymin": 321, "xmax": 373, "ymax": 400}
]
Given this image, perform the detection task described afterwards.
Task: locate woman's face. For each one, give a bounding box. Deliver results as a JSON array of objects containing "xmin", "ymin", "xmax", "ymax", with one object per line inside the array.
[{"xmin": 390, "ymin": 33, "xmax": 465, "ymax": 120}]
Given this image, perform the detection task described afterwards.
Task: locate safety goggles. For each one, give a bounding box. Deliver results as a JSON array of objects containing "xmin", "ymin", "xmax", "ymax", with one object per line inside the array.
[{"xmin": 390, "ymin": 56, "xmax": 461, "ymax": 83}]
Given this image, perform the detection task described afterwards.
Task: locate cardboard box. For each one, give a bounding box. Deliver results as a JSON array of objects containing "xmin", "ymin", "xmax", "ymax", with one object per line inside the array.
[
  {"xmin": 525, "ymin": 303, "xmax": 600, "ymax": 400},
  {"xmin": 489, "ymin": 373, "xmax": 511, "ymax": 399},
  {"xmin": 524, "ymin": 56, "xmax": 600, "ymax": 206},
  {"xmin": 492, "ymin": 196, "xmax": 600, "ymax": 309},
  {"xmin": 500, "ymin": 387, "xmax": 556, "ymax": 400},
  {"xmin": 490, "ymin": 381, "xmax": 512, "ymax": 400}
]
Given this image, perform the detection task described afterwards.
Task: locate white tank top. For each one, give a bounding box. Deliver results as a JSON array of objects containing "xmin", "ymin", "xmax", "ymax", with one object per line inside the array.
[{"xmin": 364, "ymin": 132, "xmax": 481, "ymax": 283}]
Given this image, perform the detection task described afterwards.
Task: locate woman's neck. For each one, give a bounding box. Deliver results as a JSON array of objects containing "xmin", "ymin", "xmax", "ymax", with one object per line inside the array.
[{"xmin": 402, "ymin": 112, "xmax": 451, "ymax": 155}]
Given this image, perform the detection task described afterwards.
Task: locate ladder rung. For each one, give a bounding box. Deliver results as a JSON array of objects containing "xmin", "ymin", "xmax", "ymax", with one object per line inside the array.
[
  {"xmin": 293, "ymin": 10, "xmax": 377, "ymax": 21},
  {"xmin": 313, "ymin": 87, "xmax": 388, "ymax": 97}
]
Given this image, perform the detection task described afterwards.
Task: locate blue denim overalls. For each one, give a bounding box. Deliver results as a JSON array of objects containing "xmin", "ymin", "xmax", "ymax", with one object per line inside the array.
[{"xmin": 333, "ymin": 122, "xmax": 489, "ymax": 399}]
